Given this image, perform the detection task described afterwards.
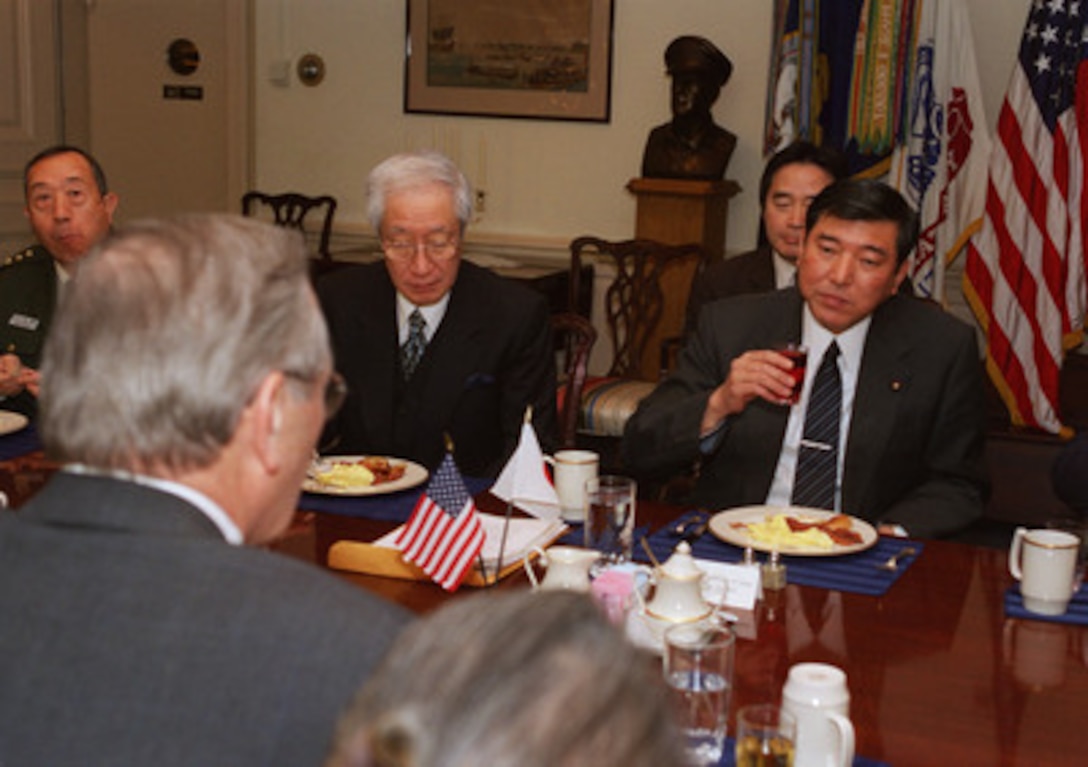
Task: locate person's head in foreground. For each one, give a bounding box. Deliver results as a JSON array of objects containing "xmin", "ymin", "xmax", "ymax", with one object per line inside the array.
[
  {"xmin": 797, "ymin": 178, "xmax": 916, "ymax": 334},
  {"xmin": 325, "ymin": 590, "xmax": 683, "ymax": 767},
  {"xmin": 39, "ymin": 213, "xmax": 340, "ymax": 544}
]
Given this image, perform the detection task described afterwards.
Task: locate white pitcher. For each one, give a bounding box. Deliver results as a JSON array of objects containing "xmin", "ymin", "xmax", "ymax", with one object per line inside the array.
[{"xmin": 523, "ymin": 545, "xmax": 596, "ymax": 592}]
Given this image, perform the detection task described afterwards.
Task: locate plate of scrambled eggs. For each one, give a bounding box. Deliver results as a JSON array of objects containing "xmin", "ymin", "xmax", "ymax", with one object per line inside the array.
[
  {"xmin": 303, "ymin": 455, "xmax": 428, "ymax": 496},
  {"xmin": 708, "ymin": 506, "xmax": 877, "ymax": 556}
]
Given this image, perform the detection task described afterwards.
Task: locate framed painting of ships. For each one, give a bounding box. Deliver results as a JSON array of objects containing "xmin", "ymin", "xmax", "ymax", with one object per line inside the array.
[{"xmin": 405, "ymin": 0, "xmax": 614, "ymax": 122}]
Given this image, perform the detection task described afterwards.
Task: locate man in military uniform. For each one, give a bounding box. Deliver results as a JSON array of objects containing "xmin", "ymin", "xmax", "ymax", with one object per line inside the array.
[{"xmin": 1, "ymin": 145, "xmax": 118, "ymax": 415}]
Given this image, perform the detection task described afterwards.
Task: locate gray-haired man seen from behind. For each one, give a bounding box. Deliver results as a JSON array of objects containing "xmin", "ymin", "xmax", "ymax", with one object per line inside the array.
[{"xmin": 0, "ymin": 214, "xmax": 412, "ymax": 766}]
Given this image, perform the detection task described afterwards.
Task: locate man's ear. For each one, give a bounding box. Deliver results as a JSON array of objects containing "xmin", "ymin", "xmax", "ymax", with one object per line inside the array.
[
  {"xmin": 248, "ymin": 371, "xmax": 286, "ymax": 474},
  {"xmin": 102, "ymin": 192, "xmax": 119, "ymax": 222},
  {"xmin": 892, "ymin": 258, "xmax": 911, "ymax": 294}
]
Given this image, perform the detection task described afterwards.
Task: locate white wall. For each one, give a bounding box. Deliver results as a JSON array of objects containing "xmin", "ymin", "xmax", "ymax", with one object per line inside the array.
[{"xmin": 253, "ymin": 0, "xmax": 1030, "ymax": 261}]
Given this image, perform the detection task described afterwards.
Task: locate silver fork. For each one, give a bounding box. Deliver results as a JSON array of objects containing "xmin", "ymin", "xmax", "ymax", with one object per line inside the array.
[{"xmin": 877, "ymin": 546, "xmax": 918, "ymax": 572}]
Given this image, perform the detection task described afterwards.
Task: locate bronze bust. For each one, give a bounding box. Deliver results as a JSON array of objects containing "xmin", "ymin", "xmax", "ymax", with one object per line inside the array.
[{"xmin": 641, "ymin": 36, "xmax": 736, "ymax": 181}]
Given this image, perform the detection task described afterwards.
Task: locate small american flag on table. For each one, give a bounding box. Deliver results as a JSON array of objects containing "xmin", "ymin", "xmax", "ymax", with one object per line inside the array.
[{"xmin": 395, "ymin": 452, "xmax": 484, "ymax": 591}]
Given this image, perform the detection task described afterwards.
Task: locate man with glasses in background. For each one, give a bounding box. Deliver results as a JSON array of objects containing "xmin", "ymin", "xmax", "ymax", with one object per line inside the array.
[
  {"xmin": 317, "ymin": 150, "xmax": 557, "ymax": 477},
  {"xmin": 0, "ymin": 214, "xmax": 410, "ymax": 765}
]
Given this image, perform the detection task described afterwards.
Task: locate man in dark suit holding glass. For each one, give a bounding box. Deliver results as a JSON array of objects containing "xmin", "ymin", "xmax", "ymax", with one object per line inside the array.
[{"xmin": 624, "ymin": 179, "xmax": 987, "ymax": 539}]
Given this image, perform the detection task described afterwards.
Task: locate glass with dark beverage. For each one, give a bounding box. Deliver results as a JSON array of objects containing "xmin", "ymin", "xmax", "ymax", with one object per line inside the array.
[{"xmin": 776, "ymin": 343, "xmax": 808, "ymax": 405}]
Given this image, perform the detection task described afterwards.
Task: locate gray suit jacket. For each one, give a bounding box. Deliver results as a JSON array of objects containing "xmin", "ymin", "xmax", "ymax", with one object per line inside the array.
[
  {"xmin": 318, "ymin": 260, "xmax": 558, "ymax": 477},
  {"xmin": 623, "ymin": 289, "xmax": 988, "ymax": 538},
  {"xmin": 0, "ymin": 472, "xmax": 412, "ymax": 766}
]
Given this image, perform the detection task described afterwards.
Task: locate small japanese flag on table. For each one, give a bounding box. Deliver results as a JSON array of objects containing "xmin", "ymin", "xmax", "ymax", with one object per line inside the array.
[
  {"xmin": 490, "ymin": 420, "xmax": 560, "ymax": 520},
  {"xmin": 395, "ymin": 452, "xmax": 484, "ymax": 591}
]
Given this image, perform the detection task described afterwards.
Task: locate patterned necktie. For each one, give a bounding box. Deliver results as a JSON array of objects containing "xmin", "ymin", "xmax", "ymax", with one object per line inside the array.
[
  {"xmin": 791, "ymin": 342, "xmax": 841, "ymax": 510},
  {"xmin": 401, "ymin": 309, "xmax": 427, "ymax": 380}
]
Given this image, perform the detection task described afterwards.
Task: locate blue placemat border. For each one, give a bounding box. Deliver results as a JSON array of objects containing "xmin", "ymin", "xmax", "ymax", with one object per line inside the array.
[
  {"xmin": 1004, "ymin": 582, "xmax": 1088, "ymax": 625},
  {"xmin": 636, "ymin": 511, "xmax": 922, "ymax": 597},
  {"xmin": 299, "ymin": 475, "xmax": 495, "ymax": 522},
  {"xmin": 0, "ymin": 422, "xmax": 40, "ymax": 462}
]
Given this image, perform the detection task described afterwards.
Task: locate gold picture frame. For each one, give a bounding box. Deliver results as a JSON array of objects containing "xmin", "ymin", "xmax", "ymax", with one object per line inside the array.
[{"xmin": 404, "ymin": 0, "xmax": 614, "ymax": 122}]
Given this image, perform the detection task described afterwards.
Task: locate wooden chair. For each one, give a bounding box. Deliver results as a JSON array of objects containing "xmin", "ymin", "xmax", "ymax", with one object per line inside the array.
[
  {"xmin": 567, "ymin": 236, "xmax": 707, "ymax": 463},
  {"xmin": 550, "ymin": 312, "xmax": 597, "ymax": 449},
  {"xmin": 241, "ymin": 191, "xmax": 339, "ymax": 275}
]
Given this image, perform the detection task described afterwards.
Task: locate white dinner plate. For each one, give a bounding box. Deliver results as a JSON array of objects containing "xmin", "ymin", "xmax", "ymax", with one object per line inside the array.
[
  {"xmin": 0, "ymin": 410, "xmax": 29, "ymax": 437},
  {"xmin": 302, "ymin": 455, "xmax": 428, "ymax": 496},
  {"xmin": 707, "ymin": 506, "xmax": 878, "ymax": 556}
]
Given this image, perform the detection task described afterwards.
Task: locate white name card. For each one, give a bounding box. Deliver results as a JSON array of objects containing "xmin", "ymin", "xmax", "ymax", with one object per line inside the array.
[{"xmin": 697, "ymin": 558, "xmax": 762, "ymax": 611}]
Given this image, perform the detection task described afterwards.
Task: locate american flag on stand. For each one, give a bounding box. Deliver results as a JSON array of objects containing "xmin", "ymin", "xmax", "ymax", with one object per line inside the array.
[
  {"xmin": 395, "ymin": 452, "xmax": 484, "ymax": 591},
  {"xmin": 963, "ymin": 0, "xmax": 1088, "ymax": 434}
]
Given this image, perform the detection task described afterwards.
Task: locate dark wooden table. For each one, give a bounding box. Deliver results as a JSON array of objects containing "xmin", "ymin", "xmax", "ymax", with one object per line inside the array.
[
  {"xmin": 4, "ymin": 442, "xmax": 1083, "ymax": 766},
  {"xmin": 297, "ymin": 495, "xmax": 1088, "ymax": 767}
]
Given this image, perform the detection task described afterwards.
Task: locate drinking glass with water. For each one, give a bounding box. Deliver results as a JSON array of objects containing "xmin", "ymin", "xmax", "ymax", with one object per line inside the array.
[{"xmin": 663, "ymin": 621, "xmax": 735, "ymax": 765}]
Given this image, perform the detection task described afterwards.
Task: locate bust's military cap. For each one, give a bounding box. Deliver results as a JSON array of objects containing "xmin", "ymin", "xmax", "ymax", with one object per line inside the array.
[{"xmin": 664, "ymin": 36, "xmax": 733, "ymax": 88}]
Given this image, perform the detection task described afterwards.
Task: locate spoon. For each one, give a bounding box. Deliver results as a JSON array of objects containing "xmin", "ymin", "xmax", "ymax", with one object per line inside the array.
[
  {"xmin": 640, "ymin": 536, "xmax": 662, "ymax": 569},
  {"xmin": 670, "ymin": 510, "xmax": 710, "ymax": 542},
  {"xmin": 877, "ymin": 546, "xmax": 918, "ymax": 572}
]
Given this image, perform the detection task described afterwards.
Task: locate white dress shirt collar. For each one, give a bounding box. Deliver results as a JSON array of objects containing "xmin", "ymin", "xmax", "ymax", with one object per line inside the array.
[
  {"xmin": 771, "ymin": 250, "xmax": 798, "ymax": 289},
  {"xmin": 800, "ymin": 304, "xmax": 870, "ymax": 376},
  {"xmin": 396, "ymin": 292, "xmax": 450, "ymax": 345}
]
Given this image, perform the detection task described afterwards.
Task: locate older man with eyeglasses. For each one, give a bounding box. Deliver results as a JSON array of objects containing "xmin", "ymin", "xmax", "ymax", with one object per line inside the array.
[
  {"xmin": 316, "ymin": 150, "xmax": 557, "ymax": 477},
  {"xmin": 0, "ymin": 214, "xmax": 411, "ymax": 765}
]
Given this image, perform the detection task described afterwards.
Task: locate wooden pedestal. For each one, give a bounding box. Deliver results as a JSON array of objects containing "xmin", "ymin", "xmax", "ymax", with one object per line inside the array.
[
  {"xmin": 626, "ymin": 177, "xmax": 741, "ymax": 376},
  {"xmin": 626, "ymin": 177, "xmax": 740, "ymax": 259}
]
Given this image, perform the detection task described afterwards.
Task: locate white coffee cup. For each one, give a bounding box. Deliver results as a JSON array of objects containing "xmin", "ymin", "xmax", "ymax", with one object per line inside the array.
[
  {"xmin": 781, "ymin": 662, "xmax": 855, "ymax": 767},
  {"xmin": 545, "ymin": 449, "xmax": 599, "ymax": 522},
  {"xmin": 523, "ymin": 545, "xmax": 596, "ymax": 592},
  {"xmin": 1008, "ymin": 527, "xmax": 1082, "ymax": 616}
]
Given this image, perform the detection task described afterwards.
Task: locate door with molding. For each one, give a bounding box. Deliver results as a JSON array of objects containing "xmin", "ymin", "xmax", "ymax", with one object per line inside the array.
[
  {"xmin": 85, "ymin": 0, "xmax": 250, "ymax": 223},
  {"xmin": 0, "ymin": 0, "xmax": 61, "ymax": 255},
  {"xmin": 0, "ymin": 0, "xmax": 250, "ymax": 254}
]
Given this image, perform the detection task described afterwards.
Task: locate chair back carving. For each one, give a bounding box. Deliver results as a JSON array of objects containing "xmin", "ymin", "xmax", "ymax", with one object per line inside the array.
[
  {"xmin": 568, "ymin": 236, "xmax": 706, "ymax": 381},
  {"xmin": 241, "ymin": 191, "xmax": 338, "ymax": 265},
  {"xmin": 551, "ymin": 312, "xmax": 597, "ymax": 448}
]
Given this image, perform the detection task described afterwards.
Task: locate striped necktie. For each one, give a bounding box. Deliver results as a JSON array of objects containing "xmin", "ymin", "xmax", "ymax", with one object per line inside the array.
[
  {"xmin": 791, "ymin": 342, "xmax": 841, "ymax": 510},
  {"xmin": 401, "ymin": 309, "xmax": 427, "ymax": 380}
]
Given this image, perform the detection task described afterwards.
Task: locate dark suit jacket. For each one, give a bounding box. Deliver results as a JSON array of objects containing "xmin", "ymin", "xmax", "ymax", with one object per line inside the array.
[
  {"xmin": 1053, "ymin": 431, "xmax": 1088, "ymax": 514},
  {"xmin": 623, "ymin": 289, "xmax": 988, "ymax": 538},
  {"xmin": 0, "ymin": 473, "xmax": 412, "ymax": 766},
  {"xmin": 0, "ymin": 244, "xmax": 58, "ymax": 416},
  {"xmin": 684, "ymin": 247, "xmax": 776, "ymax": 336},
  {"xmin": 318, "ymin": 260, "xmax": 558, "ymax": 477}
]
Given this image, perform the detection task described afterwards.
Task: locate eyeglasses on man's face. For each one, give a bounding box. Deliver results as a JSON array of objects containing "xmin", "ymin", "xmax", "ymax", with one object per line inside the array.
[
  {"xmin": 284, "ymin": 370, "xmax": 348, "ymax": 422},
  {"xmin": 322, "ymin": 371, "xmax": 348, "ymax": 420},
  {"xmin": 380, "ymin": 230, "xmax": 460, "ymax": 262}
]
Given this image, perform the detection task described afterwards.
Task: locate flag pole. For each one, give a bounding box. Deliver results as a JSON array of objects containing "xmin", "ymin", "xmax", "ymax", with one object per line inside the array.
[
  {"xmin": 444, "ymin": 432, "xmax": 490, "ymax": 585},
  {"xmin": 491, "ymin": 405, "xmax": 532, "ymax": 586}
]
